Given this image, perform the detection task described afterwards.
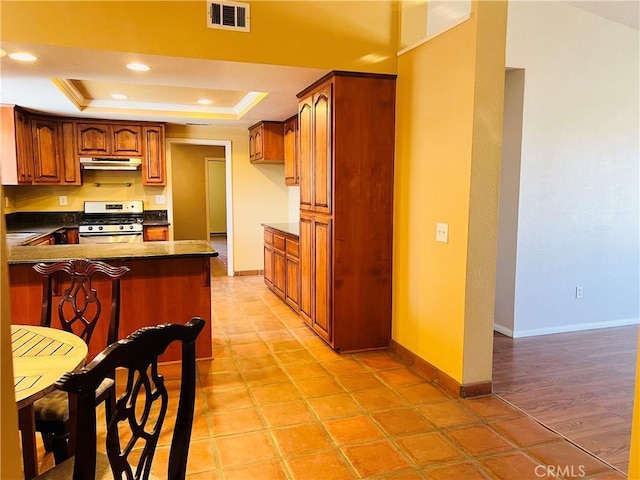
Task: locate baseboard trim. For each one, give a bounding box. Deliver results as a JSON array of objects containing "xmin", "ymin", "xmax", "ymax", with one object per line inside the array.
[
  {"xmin": 493, "ymin": 324, "xmax": 514, "ymax": 337},
  {"xmin": 509, "ymin": 317, "xmax": 640, "ymax": 338},
  {"xmin": 389, "ymin": 339, "xmax": 492, "ymax": 398},
  {"xmin": 233, "ymin": 269, "xmax": 263, "ymax": 276}
]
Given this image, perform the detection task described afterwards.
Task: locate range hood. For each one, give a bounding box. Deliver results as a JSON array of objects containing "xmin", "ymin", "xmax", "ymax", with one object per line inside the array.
[{"xmin": 80, "ymin": 157, "xmax": 142, "ymax": 171}]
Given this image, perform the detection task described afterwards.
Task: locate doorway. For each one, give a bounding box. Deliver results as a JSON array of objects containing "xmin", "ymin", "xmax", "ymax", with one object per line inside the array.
[{"xmin": 166, "ymin": 138, "xmax": 234, "ymax": 276}]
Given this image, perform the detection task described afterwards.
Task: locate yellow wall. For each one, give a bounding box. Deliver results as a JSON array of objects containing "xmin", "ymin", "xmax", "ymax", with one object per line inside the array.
[
  {"xmin": 0, "ymin": 187, "xmax": 22, "ymax": 479},
  {"xmin": 4, "ymin": 171, "xmax": 166, "ymax": 212},
  {"xmin": 630, "ymin": 331, "xmax": 640, "ymax": 478},
  {"xmin": 1, "ymin": 0, "xmax": 399, "ymax": 74},
  {"xmin": 393, "ymin": 1, "xmax": 507, "ymax": 385},
  {"xmin": 208, "ymin": 160, "xmax": 227, "ymax": 234}
]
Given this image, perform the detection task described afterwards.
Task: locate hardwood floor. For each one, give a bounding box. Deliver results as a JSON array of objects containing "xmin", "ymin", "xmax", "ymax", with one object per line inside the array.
[{"xmin": 493, "ymin": 325, "xmax": 639, "ymax": 474}]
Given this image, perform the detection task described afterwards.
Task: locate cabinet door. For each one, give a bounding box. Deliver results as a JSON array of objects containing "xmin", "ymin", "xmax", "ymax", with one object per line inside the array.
[
  {"xmin": 312, "ymin": 85, "xmax": 332, "ymax": 214},
  {"xmin": 299, "ymin": 215, "xmax": 313, "ymax": 325},
  {"xmin": 273, "ymin": 250, "xmax": 286, "ymax": 296},
  {"xmin": 284, "ymin": 116, "xmax": 298, "ymax": 186},
  {"xmin": 112, "ymin": 125, "xmax": 142, "ymax": 155},
  {"xmin": 32, "ymin": 119, "xmax": 61, "ymax": 184},
  {"xmin": 285, "ymin": 256, "xmax": 300, "ymax": 311},
  {"xmin": 143, "ymin": 226, "xmax": 169, "ymax": 241},
  {"xmin": 248, "ymin": 129, "xmax": 256, "ymax": 162},
  {"xmin": 312, "ymin": 216, "xmax": 332, "ymax": 342},
  {"xmin": 298, "ymin": 97, "xmax": 313, "ymax": 210},
  {"xmin": 264, "ymin": 244, "xmax": 275, "ymax": 287},
  {"xmin": 15, "ymin": 108, "xmax": 33, "ymax": 184},
  {"xmin": 77, "ymin": 123, "xmax": 110, "ymax": 155},
  {"xmin": 60, "ymin": 122, "xmax": 81, "ymax": 185},
  {"xmin": 142, "ymin": 126, "xmax": 166, "ymax": 185}
]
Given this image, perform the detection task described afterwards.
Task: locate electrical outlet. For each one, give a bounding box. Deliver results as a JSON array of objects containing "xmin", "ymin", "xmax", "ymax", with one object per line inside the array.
[
  {"xmin": 59, "ymin": 196, "xmax": 68, "ymax": 206},
  {"xmin": 576, "ymin": 286, "xmax": 583, "ymax": 299},
  {"xmin": 155, "ymin": 195, "xmax": 166, "ymax": 205},
  {"xmin": 436, "ymin": 222, "xmax": 448, "ymax": 243}
]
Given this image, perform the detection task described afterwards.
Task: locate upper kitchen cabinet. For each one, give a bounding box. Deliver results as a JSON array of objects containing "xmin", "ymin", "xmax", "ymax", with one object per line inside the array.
[
  {"xmin": 284, "ymin": 115, "xmax": 299, "ymax": 186},
  {"xmin": 142, "ymin": 125, "xmax": 166, "ymax": 185},
  {"xmin": 1, "ymin": 106, "xmax": 80, "ymax": 186},
  {"xmin": 76, "ymin": 122, "xmax": 143, "ymax": 156},
  {"xmin": 296, "ymin": 71, "xmax": 396, "ymax": 352},
  {"xmin": 249, "ymin": 121, "xmax": 284, "ymax": 163}
]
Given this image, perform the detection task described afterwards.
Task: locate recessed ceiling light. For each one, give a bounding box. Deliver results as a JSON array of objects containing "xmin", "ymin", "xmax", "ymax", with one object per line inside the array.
[
  {"xmin": 197, "ymin": 99, "xmax": 213, "ymax": 105},
  {"xmin": 111, "ymin": 93, "xmax": 129, "ymax": 100},
  {"xmin": 126, "ymin": 62, "xmax": 150, "ymax": 72},
  {"xmin": 9, "ymin": 52, "xmax": 38, "ymax": 62}
]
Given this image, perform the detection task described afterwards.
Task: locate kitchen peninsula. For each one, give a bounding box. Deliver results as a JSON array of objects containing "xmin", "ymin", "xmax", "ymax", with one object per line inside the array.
[{"xmin": 7, "ymin": 240, "xmax": 216, "ymax": 361}]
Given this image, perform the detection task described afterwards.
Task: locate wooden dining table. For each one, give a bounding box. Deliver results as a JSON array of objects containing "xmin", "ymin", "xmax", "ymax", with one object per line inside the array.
[{"xmin": 12, "ymin": 325, "xmax": 88, "ymax": 480}]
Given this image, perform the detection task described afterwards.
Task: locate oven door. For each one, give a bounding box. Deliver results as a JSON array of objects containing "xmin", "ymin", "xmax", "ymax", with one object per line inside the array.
[{"xmin": 78, "ymin": 232, "xmax": 143, "ymax": 244}]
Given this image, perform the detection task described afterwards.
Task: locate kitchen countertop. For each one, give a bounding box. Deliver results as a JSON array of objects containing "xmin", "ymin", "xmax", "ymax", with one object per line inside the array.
[
  {"xmin": 5, "ymin": 226, "xmax": 67, "ymax": 246},
  {"xmin": 262, "ymin": 222, "xmax": 300, "ymax": 238},
  {"xmin": 7, "ymin": 240, "xmax": 218, "ymax": 265}
]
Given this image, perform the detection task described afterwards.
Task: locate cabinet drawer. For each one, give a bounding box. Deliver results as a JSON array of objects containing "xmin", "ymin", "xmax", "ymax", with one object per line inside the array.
[
  {"xmin": 273, "ymin": 233, "xmax": 285, "ymax": 251},
  {"xmin": 264, "ymin": 230, "xmax": 274, "ymax": 245},
  {"xmin": 285, "ymin": 238, "xmax": 299, "ymax": 258}
]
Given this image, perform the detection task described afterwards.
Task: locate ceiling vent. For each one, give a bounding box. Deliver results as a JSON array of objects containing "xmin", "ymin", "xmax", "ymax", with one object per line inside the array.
[{"xmin": 207, "ymin": 1, "xmax": 250, "ymax": 32}]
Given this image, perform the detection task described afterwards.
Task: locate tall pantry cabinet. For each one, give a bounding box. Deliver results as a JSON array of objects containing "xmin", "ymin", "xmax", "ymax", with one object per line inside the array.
[{"xmin": 297, "ymin": 71, "xmax": 396, "ymax": 352}]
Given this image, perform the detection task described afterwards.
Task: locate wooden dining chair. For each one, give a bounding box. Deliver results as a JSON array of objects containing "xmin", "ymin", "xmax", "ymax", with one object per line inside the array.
[
  {"xmin": 32, "ymin": 259, "xmax": 130, "ymax": 464},
  {"xmin": 34, "ymin": 317, "xmax": 206, "ymax": 480}
]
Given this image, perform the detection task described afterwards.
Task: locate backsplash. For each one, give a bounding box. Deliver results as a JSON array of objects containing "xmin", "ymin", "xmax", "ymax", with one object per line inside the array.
[{"xmin": 5, "ymin": 211, "xmax": 83, "ymax": 228}]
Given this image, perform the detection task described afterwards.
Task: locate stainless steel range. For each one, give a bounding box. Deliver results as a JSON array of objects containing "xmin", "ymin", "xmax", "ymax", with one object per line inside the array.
[{"xmin": 78, "ymin": 201, "xmax": 144, "ymax": 244}]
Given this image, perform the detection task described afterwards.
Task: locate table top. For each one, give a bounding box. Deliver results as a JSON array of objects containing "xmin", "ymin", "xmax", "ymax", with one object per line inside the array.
[{"xmin": 12, "ymin": 325, "xmax": 88, "ymax": 409}]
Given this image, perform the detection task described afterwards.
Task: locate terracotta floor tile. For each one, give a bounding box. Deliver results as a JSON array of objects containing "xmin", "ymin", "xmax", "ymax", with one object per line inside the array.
[
  {"xmin": 269, "ymin": 339, "xmax": 304, "ymax": 351},
  {"xmin": 351, "ymin": 388, "xmax": 408, "ymax": 411},
  {"xmin": 358, "ymin": 354, "xmax": 405, "ymax": 370},
  {"xmin": 242, "ymin": 365, "xmax": 289, "ymax": 386},
  {"xmin": 418, "ymin": 400, "xmax": 481, "ymax": 428},
  {"xmin": 295, "ymin": 377, "xmax": 345, "ymax": 398},
  {"xmin": 424, "ymin": 462, "xmax": 490, "ymax": 480},
  {"xmin": 527, "ymin": 442, "xmax": 612, "ymax": 477},
  {"xmin": 341, "ymin": 440, "xmax": 413, "ymax": 477},
  {"xmin": 396, "ymin": 432, "xmax": 466, "ymax": 466},
  {"xmin": 447, "ymin": 425, "xmax": 515, "ymax": 456},
  {"xmin": 479, "ymin": 452, "xmax": 547, "ymax": 480},
  {"xmin": 283, "ymin": 362, "xmax": 329, "ymax": 379},
  {"xmin": 237, "ymin": 353, "xmax": 278, "ymax": 371},
  {"xmin": 378, "ymin": 471, "xmax": 426, "ymax": 480},
  {"xmin": 323, "ymin": 415, "xmax": 385, "ymax": 445},
  {"xmin": 152, "ymin": 439, "xmax": 215, "ymax": 477},
  {"xmin": 274, "ymin": 349, "xmax": 317, "ymax": 364},
  {"xmin": 223, "ymin": 322, "xmax": 256, "ymax": 335},
  {"xmin": 309, "ymin": 346, "xmax": 343, "ymax": 361},
  {"xmin": 307, "ymin": 393, "xmax": 364, "ymax": 419},
  {"xmin": 260, "ymin": 400, "xmax": 316, "ymax": 427},
  {"xmin": 205, "ymin": 387, "xmax": 255, "ymax": 412},
  {"xmin": 226, "ymin": 332, "xmax": 263, "ymax": 344},
  {"xmin": 259, "ymin": 330, "xmax": 296, "ymax": 342},
  {"xmin": 286, "ymin": 449, "xmax": 356, "ymax": 480},
  {"xmin": 197, "ymin": 357, "xmax": 238, "ymax": 375},
  {"xmin": 376, "ymin": 368, "xmax": 424, "ymax": 386},
  {"xmin": 394, "ymin": 383, "xmax": 450, "ymax": 404},
  {"xmin": 335, "ymin": 372, "xmax": 385, "ymax": 391},
  {"xmin": 372, "ymin": 408, "xmax": 435, "ymax": 436},
  {"xmin": 588, "ymin": 472, "xmax": 627, "ymax": 480},
  {"xmin": 321, "ymin": 358, "xmax": 368, "ymax": 375},
  {"xmin": 461, "ymin": 396, "xmax": 523, "ymax": 421},
  {"xmin": 200, "ymin": 372, "xmax": 244, "ymax": 391},
  {"xmin": 222, "ymin": 460, "xmax": 288, "ymax": 480},
  {"xmin": 250, "ymin": 382, "xmax": 301, "ymax": 405},
  {"xmin": 215, "ymin": 431, "xmax": 278, "ymax": 467},
  {"xmin": 230, "ymin": 341, "xmax": 271, "ymax": 357},
  {"xmin": 271, "ymin": 423, "xmax": 334, "ymax": 456},
  {"xmin": 298, "ymin": 335, "xmax": 330, "ymax": 349},
  {"xmin": 186, "ymin": 470, "xmax": 219, "ymax": 479},
  {"xmin": 210, "ymin": 407, "xmax": 265, "ymax": 436},
  {"xmin": 491, "ymin": 416, "xmax": 562, "ymax": 447}
]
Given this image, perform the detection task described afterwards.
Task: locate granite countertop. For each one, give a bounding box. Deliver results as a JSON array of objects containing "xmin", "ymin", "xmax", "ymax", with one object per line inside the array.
[
  {"xmin": 262, "ymin": 222, "xmax": 300, "ymax": 238},
  {"xmin": 143, "ymin": 220, "xmax": 171, "ymax": 226},
  {"xmin": 8, "ymin": 240, "xmax": 218, "ymax": 265},
  {"xmin": 5, "ymin": 226, "xmax": 68, "ymax": 246}
]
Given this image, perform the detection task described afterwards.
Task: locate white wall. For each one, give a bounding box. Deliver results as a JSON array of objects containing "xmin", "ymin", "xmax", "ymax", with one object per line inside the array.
[{"xmin": 504, "ymin": 2, "xmax": 640, "ymax": 336}]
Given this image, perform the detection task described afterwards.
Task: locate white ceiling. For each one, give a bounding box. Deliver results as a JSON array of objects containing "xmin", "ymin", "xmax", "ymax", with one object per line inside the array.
[{"xmin": 0, "ymin": 2, "xmax": 636, "ymax": 128}]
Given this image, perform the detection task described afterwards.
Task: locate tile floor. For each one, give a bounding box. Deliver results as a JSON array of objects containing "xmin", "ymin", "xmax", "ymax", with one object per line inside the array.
[{"xmin": 33, "ymin": 251, "xmax": 626, "ymax": 479}]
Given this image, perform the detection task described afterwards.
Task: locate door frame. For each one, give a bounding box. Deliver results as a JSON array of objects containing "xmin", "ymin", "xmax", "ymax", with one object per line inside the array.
[{"xmin": 166, "ymin": 137, "xmax": 234, "ymax": 276}]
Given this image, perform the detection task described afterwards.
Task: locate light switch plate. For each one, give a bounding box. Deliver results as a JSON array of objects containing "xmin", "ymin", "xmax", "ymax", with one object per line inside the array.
[
  {"xmin": 436, "ymin": 222, "xmax": 448, "ymax": 243},
  {"xmin": 59, "ymin": 196, "xmax": 68, "ymax": 206},
  {"xmin": 155, "ymin": 195, "xmax": 166, "ymax": 205}
]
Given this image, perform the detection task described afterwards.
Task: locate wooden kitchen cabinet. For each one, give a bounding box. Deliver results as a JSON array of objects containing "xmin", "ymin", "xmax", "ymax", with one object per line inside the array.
[
  {"xmin": 143, "ymin": 225, "xmax": 169, "ymax": 242},
  {"xmin": 249, "ymin": 121, "xmax": 284, "ymax": 163},
  {"xmin": 296, "ymin": 71, "xmax": 396, "ymax": 352},
  {"xmin": 31, "ymin": 118, "xmax": 62, "ymax": 184},
  {"xmin": 1, "ymin": 106, "xmax": 34, "ymax": 185},
  {"xmin": 142, "ymin": 125, "xmax": 166, "ymax": 185},
  {"xmin": 284, "ymin": 115, "xmax": 298, "ymax": 186},
  {"xmin": 263, "ymin": 226, "xmax": 300, "ymax": 311},
  {"xmin": 76, "ymin": 122, "xmax": 142, "ymax": 156}
]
